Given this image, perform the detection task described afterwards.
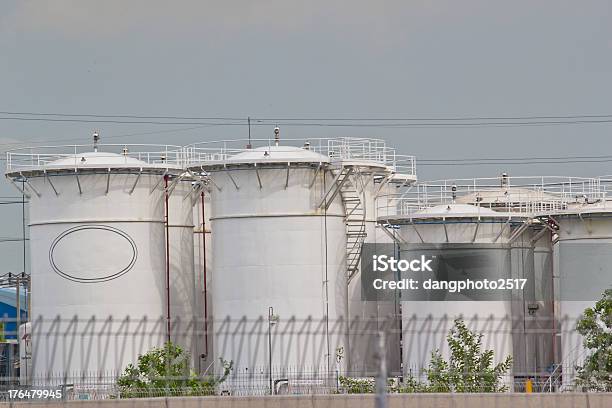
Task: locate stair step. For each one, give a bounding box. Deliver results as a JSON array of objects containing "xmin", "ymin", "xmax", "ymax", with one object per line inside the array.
[{"xmin": 338, "ymin": 172, "xmax": 367, "ymax": 281}]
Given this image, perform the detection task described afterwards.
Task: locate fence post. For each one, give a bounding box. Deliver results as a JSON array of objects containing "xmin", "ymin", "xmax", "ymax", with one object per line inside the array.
[{"xmin": 375, "ymin": 331, "xmax": 387, "ymax": 408}]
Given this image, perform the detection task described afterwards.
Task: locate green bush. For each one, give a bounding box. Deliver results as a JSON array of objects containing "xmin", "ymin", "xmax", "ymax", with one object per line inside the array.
[
  {"xmin": 575, "ymin": 289, "xmax": 612, "ymax": 392},
  {"xmin": 340, "ymin": 318, "xmax": 512, "ymax": 394},
  {"xmin": 399, "ymin": 318, "xmax": 512, "ymax": 393},
  {"xmin": 116, "ymin": 342, "xmax": 232, "ymax": 398},
  {"xmin": 338, "ymin": 376, "xmax": 375, "ymax": 393}
]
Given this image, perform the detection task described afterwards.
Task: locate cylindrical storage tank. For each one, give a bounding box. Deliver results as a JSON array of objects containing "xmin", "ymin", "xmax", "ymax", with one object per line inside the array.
[
  {"xmin": 190, "ymin": 145, "xmax": 348, "ymax": 392},
  {"xmin": 389, "ymin": 204, "xmax": 529, "ymax": 378},
  {"xmin": 6, "ymin": 146, "xmax": 195, "ymax": 378},
  {"xmin": 554, "ymin": 204, "xmax": 612, "ymax": 387}
]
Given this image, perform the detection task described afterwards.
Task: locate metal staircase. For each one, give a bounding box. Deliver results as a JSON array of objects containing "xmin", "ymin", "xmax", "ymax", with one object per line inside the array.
[
  {"xmin": 317, "ymin": 166, "xmax": 368, "ymax": 281},
  {"xmin": 342, "ymin": 171, "xmax": 367, "ymax": 282}
]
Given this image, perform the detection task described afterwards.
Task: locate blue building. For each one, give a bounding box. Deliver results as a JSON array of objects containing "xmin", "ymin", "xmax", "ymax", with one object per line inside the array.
[{"xmin": 0, "ymin": 287, "xmax": 27, "ymax": 341}]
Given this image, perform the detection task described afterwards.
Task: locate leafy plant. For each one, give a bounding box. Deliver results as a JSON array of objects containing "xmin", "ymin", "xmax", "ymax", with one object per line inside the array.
[
  {"xmin": 116, "ymin": 342, "xmax": 232, "ymax": 398},
  {"xmin": 399, "ymin": 318, "xmax": 513, "ymax": 393},
  {"xmin": 339, "ymin": 318, "xmax": 512, "ymax": 394},
  {"xmin": 575, "ymin": 289, "xmax": 612, "ymax": 392},
  {"xmin": 338, "ymin": 376, "xmax": 397, "ymax": 394},
  {"xmin": 339, "ymin": 376, "xmax": 375, "ymax": 393}
]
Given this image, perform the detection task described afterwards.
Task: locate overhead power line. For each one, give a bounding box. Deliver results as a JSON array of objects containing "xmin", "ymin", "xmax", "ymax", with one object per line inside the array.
[
  {"xmin": 1, "ymin": 117, "xmax": 612, "ymax": 127},
  {"xmin": 2, "ymin": 112, "xmax": 612, "ymax": 127},
  {"xmin": 418, "ymin": 158, "xmax": 612, "ymax": 166},
  {"xmin": 0, "ymin": 111, "xmax": 244, "ymax": 120},
  {"xmin": 0, "ymin": 117, "xmax": 247, "ymax": 126},
  {"xmin": 1, "ymin": 111, "xmax": 612, "ymax": 167},
  {"xmin": 3, "ymin": 111, "xmax": 612, "ymax": 121},
  {"xmin": 419, "ymin": 154, "xmax": 612, "ymax": 162},
  {"xmin": 0, "ymin": 124, "xmax": 223, "ymax": 148}
]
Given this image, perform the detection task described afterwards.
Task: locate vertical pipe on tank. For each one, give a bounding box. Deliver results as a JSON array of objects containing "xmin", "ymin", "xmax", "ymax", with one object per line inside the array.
[
  {"xmin": 21, "ymin": 180, "xmax": 29, "ymax": 324},
  {"xmin": 201, "ymin": 191, "xmax": 208, "ymax": 358},
  {"xmin": 22, "ymin": 179, "xmax": 26, "ymax": 277},
  {"xmin": 323, "ymin": 171, "xmax": 331, "ymax": 374},
  {"xmin": 551, "ymin": 231, "xmax": 557, "ymax": 367},
  {"xmin": 164, "ymin": 175, "xmax": 171, "ymax": 343}
]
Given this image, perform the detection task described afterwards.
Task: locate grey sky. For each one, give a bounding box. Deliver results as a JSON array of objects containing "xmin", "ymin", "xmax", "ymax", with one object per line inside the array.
[{"xmin": 1, "ymin": 0, "xmax": 612, "ymax": 272}]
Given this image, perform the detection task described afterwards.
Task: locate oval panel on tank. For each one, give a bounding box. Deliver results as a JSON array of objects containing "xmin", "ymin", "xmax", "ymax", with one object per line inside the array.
[{"xmin": 49, "ymin": 225, "xmax": 138, "ymax": 283}]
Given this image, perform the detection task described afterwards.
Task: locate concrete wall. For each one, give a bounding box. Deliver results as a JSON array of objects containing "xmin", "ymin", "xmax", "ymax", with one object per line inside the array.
[{"xmin": 3, "ymin": 394, "xmax": 612, "ymax": 408}]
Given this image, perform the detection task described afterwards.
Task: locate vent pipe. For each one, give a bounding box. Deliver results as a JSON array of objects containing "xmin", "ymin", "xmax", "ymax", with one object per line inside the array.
[
  {"xmin": 93, "ymin": 131, "xmax": 100, "ymax": 152},
  {"xmin": 501, "ymin": 172, "xmax": 509, "ymax": 188}
]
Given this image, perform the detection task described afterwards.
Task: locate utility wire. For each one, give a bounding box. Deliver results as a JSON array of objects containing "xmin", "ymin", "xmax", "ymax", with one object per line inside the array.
[
  {"xmin": 1, "ymin": 117, "xmax": 612, "ymax": 127},
  {"xmin": 420, "ymin": 154, "xmax": 612, "ymax": 162},
  {"xmin": 0, "ymin": 123, "xmax": 225, "ymax": 148},
  {"xmin": 3, "ymin": 111, "xmax": 612, "ymax": 121},
  {"xmin": 0, "ymin": 117, "xmax": 248, "ymax": 126},
  {"xmin": 418, "ymin": 158, "xmax": 612, "ymax": 166},
  {"xmin": 0, "ymin": 111, "xmax": 244, "ymax": 120},
  {"xmin": 2, "ymin": 113, "xmax": 612, "ymax": 127}
]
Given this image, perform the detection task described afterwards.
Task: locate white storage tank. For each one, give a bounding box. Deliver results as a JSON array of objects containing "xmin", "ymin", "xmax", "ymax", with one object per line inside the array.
[
  {"xmin": 189, "ymin": 140, "xmax": 349, "ymax": 389},
  {"xmin": 390, "ymin": 204, "xmax": 523, "ymax": 374},
  {"xmin": 5, "ymin": 141, "xmax": 196, "ymax": 377},
  {"xmin": 553, "ymin": 200, "xmax": 612, "ymax": 387},
  {"xmin": 377, "ymin": 175, "xmax": 590, "ymax": 383},
  {"xmin": 188, "ymin": 136, "xmax": 417, "ymax": 391}
]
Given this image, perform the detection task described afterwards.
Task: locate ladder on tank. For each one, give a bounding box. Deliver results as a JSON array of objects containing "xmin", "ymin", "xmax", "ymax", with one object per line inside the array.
[
  {"xmin": 342, "ymin": 170, "xmax": 367, "ymax": 282},
  {"xmin": 317, "ymin": 166, "xmax": 368, "ymax": 281}
]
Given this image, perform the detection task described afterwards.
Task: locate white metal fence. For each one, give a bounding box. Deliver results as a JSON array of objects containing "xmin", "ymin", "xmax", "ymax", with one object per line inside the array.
[{"xmin": 0, "ymin": 314, "xmax": 595, "ymax": 400}]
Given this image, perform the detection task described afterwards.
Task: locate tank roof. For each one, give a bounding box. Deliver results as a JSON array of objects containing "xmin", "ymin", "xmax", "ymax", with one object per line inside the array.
[
  {"xmin": 48, "ymin": 152, "xmax": 151, "ymax": 168},
  {"xmin": 456, "ymin": 187, "xmax": 559, "ymax": 206},
  {"xmin": 412, "ymin": 203, "xmax": 513, "ymax": 219},
  {"xmin": 225, "ymin": 145, "xmax": 330, "ymax": 165},
  {"xmin": 377, "ymin": 202, "xmax": 525, "ymax": 225}
]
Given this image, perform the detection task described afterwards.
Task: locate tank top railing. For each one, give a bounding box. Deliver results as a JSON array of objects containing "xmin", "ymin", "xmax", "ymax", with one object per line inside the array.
[
  {"xmin": 185, "ymin": 138, "xmax": 416, "ymax": 177},
  {"xmin": 377, "ymin": 176, "xmax": 607, "ymax": 219},
  {"xmin": 5, "ymin": 144, "xmax": 185, "ymax": 172}
]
